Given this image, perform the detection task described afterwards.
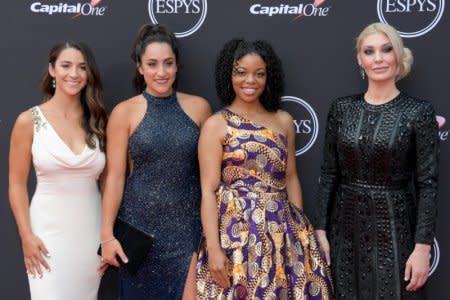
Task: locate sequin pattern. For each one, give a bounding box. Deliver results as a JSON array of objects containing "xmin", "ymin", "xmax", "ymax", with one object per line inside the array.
[
  {"xmin": 117, "ymin": 91, "xmax": 201, "ymax": 299},
  {"xmin": 315, "ymin": 93, "xmax": 439, "ymax": 299},
  {"xmin": 197, "ymin": 109, "xmax": 333, "ymax": 299},
  {"xmin": 31, "ymin": 106, "xmax": 47, "ymax": 132}
]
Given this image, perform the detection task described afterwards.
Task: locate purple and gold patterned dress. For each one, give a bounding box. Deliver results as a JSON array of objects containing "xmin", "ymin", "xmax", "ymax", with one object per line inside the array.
[{"xmin": 196, "ymin": 109, "xmax": 333, "ymax": 300}]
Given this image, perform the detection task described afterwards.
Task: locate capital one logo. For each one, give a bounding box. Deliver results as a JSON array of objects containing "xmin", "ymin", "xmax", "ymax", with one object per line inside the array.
[
  {"xmin": 30, "ymin": 0, "xmax": 107, "ymax": 18},
  {"xmin": 249, "ymin": 0, "xmax": 332, "ymax": 20},
  {"xmin": 281, "ymin": 96, "xmax": 319, "ymax": 156},
  {"xmin": 148, "ymin": 0, "xmax": 207, "ymax": 38},
  {"xmin": 377, "ymin": 0, "xmax": 445, "ymax": 38},
  {"xmin": 429, "ymin": 238, "xmax": 440, "ymax": 276}
]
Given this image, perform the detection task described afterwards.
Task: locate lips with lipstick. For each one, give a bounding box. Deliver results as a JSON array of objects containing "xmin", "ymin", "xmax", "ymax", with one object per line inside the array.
[
  {"xmin": 372, "ymin": 67, "xmax": 389, "ymax": 72},
  {"xmin": 436, "ymin": 115, "xmax": 446, "ymax": 129},
  {"xmin": 242, "ymin": 87, "xmax": 258, "ymax": 96}
]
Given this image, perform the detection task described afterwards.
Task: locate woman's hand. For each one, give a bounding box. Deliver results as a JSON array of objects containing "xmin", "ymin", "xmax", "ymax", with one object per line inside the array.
[
  {"xmin": 101, "ymin": 238, "xmax": 128, "ymax": 268},
  {"xmin": 207, "ymin": 247, "xmax": 230, "ymax": 289},
  {"xmin": 22, "ymin": 233, "xmax": 50, "ymax": 278},
  {"xmin": 315, "ymin": 229, "xmax": 331, "ymax": 266},
  {"xmin": 404, "ymin": 243, "xmax": 431, "ymax": 292},
  {"xmin": 97, "ymin": 260, "xmax": 109, "ymax": 276}
]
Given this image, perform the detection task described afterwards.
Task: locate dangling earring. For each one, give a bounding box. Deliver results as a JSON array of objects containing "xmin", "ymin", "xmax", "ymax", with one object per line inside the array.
[
  {"xmin": 359, "ymin": 65, "xmax": 365, "ymax": 80},
  {"xmin": 52, "ymin": 78, "xmax": 56, "ymax": 89}
]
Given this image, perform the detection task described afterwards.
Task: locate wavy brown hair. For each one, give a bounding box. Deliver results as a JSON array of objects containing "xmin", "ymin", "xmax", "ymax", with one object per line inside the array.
[{"xmin": 40, "ymin": 41, "xmax": 107, "ymax": 151}]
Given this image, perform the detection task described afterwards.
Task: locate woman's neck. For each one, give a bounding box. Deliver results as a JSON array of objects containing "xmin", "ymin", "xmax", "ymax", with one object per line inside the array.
[
  {"xmin": 47, "ymin": 92, "xmax": 83, "ymax": 117},
  {"xmin": 365, "ymin": 80, "xmax": 400, "ymax": 105},
  {"xmin": 229, "ymin": 99, "xmax": 266, "ymax": 117},
  {"xmin": 144, "ymin": 87, "xmax": 173, "ymax": 98}
]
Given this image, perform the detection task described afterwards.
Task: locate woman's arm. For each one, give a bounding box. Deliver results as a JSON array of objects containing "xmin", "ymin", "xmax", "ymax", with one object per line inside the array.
[
  {"xmin": 9, "ymin": 111, "xmax": 50, "ymax": 278},
  {"xmin": 412, "ymin": 101, "xmax": 439, "ymax": 245},
  {"xmin": 314, "ymin": 99, "xmax": 340, "ymax": 265},
  {"xmin": 100, "ymin": 102, "xmax": 131, "ymax": 267},
  {"xmin": 281, "ymin": 111, "xmax": 303, "ymax": 209},
  {"xmin": 315, "ymin": 99, "xmax": 340, "ymax": 230},
  {"xmin": 198, "ymin": 113, "xmax": 230, "ymax": 288},
  {"xmin": 405, "ymin": 101, "xmax": 439, "ymax": 292}
]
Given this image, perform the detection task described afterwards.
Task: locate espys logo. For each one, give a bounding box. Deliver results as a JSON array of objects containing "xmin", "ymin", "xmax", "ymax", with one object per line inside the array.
[
  {"xmin": 281, "ymin": 96, "xmax": 319, "ymax": 156},
  {"xmin": 148, "ymin": 0, "xmax": 207, "ymax": 38},
  {"xmin": 377, "ymin": 0, "xmax": 445, "ymax": 38},
  {"xmin": 429, "ymin": 238, "xmax": 440, "ymax": 276},
  {"xmin": 436, "ymin": 115, "xmax": 448, "ymax": 141},
  {"xmin": 249, "ymin": 0, "xmax": 332, "ymax": 20},
  {"xmin": 30, "ymin": 0, "xmax": 107, "ymax": 18}
]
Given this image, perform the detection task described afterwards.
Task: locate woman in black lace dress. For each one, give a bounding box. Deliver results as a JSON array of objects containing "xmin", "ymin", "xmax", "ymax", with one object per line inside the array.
[{"xmin": 315, "ymin": 22, "xmax": 439, "ymax": 299}]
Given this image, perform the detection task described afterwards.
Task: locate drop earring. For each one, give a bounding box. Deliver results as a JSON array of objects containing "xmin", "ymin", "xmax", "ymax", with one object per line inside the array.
[
  {"xmin": 52, "ymin": 78, "xmax": 56, "ymax": 89},
  {"xmin": 359, "ymin": 65, "xmax": 365, "ymax": 80}
]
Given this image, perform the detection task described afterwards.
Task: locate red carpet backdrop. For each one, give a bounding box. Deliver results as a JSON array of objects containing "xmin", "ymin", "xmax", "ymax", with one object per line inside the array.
[{"xmin": 1, "ymin": 1, "xmax": 448, "ymax": 298}]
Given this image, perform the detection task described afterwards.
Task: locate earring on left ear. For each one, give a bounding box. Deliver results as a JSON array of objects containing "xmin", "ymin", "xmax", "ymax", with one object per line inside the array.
[
  {"xmin": 359, "ymin": 65, "xmax": 365, "ymax": 80},
  {"xmin": 52, "ymin": 78, "xmax": 56, "ymax": 89}
]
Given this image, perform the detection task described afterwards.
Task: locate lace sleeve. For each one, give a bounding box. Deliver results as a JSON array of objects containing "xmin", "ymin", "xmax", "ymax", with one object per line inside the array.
[
  {"xmin": 315, "ymin": 99, "xmax": 340, "ymax": 230},
  {"xmin": 413, "ymin": 101, "xmax": 439, "ymax": 244}
]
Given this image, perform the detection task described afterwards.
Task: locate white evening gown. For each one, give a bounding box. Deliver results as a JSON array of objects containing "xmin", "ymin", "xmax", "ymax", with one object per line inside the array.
[{"xmin": 27, "ymin": 106, "xmax": 105, "ymax": 300}]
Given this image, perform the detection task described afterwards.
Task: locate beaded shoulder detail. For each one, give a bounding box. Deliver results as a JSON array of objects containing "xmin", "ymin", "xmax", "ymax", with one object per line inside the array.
[{"xmin": 30, "ymin": 106, "xmax": 47, "ymax": 133}]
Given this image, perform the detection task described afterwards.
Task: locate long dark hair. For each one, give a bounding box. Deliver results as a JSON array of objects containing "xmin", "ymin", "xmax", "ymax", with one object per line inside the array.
[
  {"xmin": 215, "ymin": 38, "xmax": 285, "ymax": 112},
  {"xmin": 40, "ymin": 41, "xmax": 107, "ymax": 151},
  {"xmin": 131, "ymin": 23, "xmax": 179, "ymax": 93}
]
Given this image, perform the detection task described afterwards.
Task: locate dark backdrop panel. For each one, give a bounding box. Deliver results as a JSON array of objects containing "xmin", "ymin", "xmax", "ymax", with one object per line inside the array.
[{"xmin": 1, "ymin": 1, "xmax": 448, "ymax": 298}]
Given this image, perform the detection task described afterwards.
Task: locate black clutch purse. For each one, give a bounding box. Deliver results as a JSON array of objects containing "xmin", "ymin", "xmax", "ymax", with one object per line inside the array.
[{"xmin": 98, "ymin": 218, "xmax": 154, "ymax": 275}]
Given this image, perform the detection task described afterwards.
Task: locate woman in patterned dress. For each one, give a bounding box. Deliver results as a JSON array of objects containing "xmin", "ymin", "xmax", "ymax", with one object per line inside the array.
[{"xmin": 196, "ymin": 38, "xmax": 333, "ymax": 299}]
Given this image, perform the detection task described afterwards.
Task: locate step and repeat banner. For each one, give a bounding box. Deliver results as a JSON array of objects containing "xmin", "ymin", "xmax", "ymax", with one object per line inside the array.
[{"xmin": 1, "ymin": 1, "xmax": 448, "ymax": 298}]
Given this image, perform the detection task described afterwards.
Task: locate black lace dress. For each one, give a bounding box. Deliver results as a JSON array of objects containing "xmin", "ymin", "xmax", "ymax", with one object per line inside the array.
[{"xmin": 315, "ymin": 93, "xmax": 439, "ymax": 300}]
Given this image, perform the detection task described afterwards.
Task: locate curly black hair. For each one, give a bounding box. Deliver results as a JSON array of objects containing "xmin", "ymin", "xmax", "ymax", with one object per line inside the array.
[
  {"xmin": 131, "ymin": 23, "xmax": 179, "ymax": 93},
  {"xmin": 215, "ymin": 38, "xmax": 284, "ymax": 112}
]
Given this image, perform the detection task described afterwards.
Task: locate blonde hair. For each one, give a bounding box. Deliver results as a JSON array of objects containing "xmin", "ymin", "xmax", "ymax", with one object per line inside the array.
[{"xmin": 356, "ymin": 22, "xmax": 413, "ymax": 81}]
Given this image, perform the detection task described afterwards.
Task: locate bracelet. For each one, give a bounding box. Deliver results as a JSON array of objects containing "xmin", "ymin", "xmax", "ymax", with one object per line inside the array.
[{"xmin": 100, "ymin": 237, "xmax": 116, "ymax": 245}]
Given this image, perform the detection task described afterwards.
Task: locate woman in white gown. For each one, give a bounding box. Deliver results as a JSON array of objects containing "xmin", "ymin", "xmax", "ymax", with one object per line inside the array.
[{"xmin": 9, "ymin": 41, "xmax": 108, "ymax": 300}]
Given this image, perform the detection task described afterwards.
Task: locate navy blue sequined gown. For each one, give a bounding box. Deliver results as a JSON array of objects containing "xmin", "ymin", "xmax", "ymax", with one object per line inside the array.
[{"xmin": 118, "ymin": 91, "xmax": 201, "ymax": 299}]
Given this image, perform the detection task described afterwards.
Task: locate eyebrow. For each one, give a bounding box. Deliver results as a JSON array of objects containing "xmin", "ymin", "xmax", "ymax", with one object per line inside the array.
[
  {"xmin": 59, "ymin": 60, "xmax": 86, "ymax": 64},
  {"xmin": 363, "ymin": 42, "xmax": 393, "ymax": 48},
  {"xmin": 233, "ymin": 67, "xmax": 266, "ymax": 74},
  {"xmin": 144, "ymin": 57, "xmax": 174, "ymax": 62}
]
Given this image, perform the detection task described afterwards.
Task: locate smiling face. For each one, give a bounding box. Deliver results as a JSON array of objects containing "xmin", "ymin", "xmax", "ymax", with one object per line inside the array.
[
  {"xmin": 49, "ymin": 47, "xmax": 88, "ymax": 97},
  {"xmin": 231, "ymin": 53, "xmax": 267, "ymax": 104},
  {"xmin": 138, "ymin": 42, "xmax": 177, "ymax": 97},
  {"xmin": 358, "ymin": 32, "xmax": 399, "ymax": 84}
]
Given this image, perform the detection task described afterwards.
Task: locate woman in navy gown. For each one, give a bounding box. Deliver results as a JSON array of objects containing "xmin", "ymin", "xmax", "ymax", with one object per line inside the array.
[{"xmin": 100, "ymin": 24, "xmax": 211, "ymax": 299}]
